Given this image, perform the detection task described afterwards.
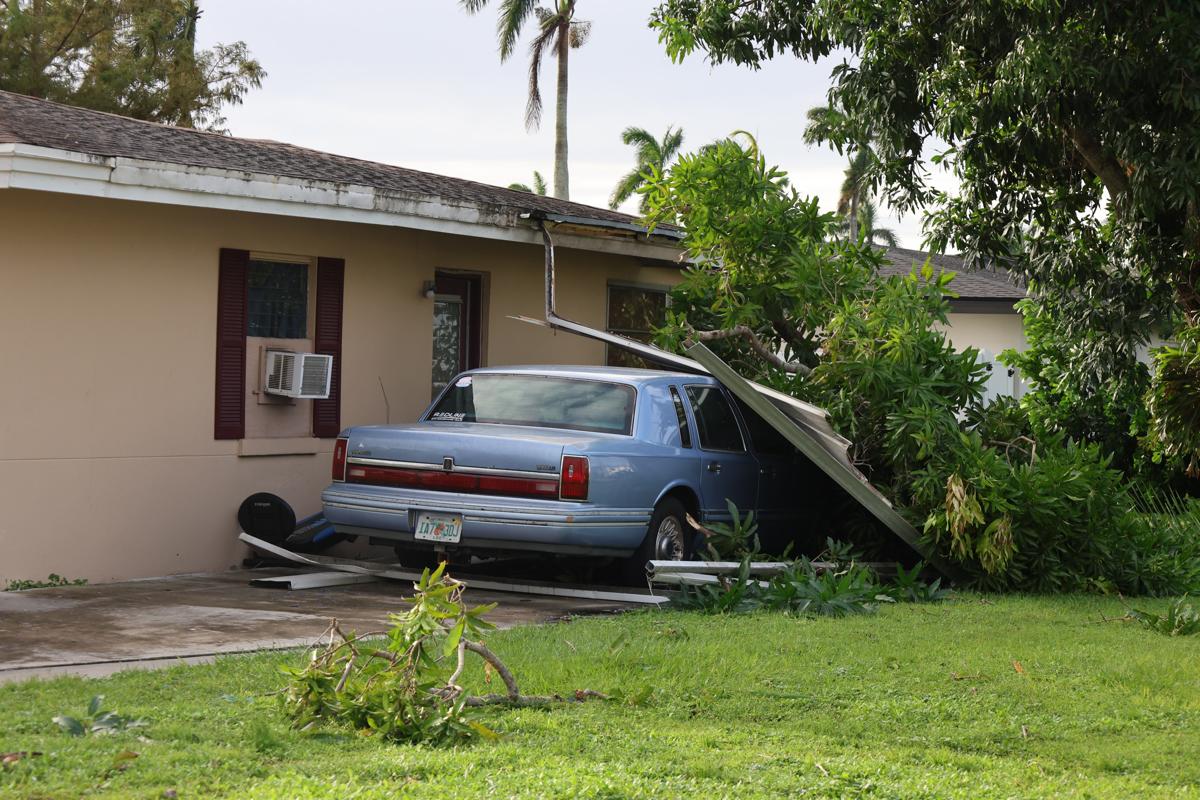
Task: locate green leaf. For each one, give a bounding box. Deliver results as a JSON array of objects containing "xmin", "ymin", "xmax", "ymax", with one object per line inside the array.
[
  {"xmin": 443, "ymin": 619, "xmax": 465, "ymax": 658},
  {"xmin": 53, "ymin": 715, "xmax": 85, "ymax": 737},
  {"xmin": 88, "ymin": 695, "xmax": 104, "ymax": 717}
]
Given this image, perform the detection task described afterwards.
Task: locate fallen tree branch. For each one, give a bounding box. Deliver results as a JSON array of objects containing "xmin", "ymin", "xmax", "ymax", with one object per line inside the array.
[
  {"xmin": 464, "ymin": 640, "xmax": 520, "ymax": 699},
  {"xmin": 463, "ymin": 689, "xmax": 608, "ymax": 707},
  {"xmin": 690, "ymin": 327, "xmax": 813, "ymax": 375}
]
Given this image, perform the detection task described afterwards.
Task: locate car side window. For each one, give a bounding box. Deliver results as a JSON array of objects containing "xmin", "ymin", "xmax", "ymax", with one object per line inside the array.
[
  {"xmin": 734, "ymin": 398, "xmax": 796, "ymax": 457},
  {"xmin": 669, "ymin": 386, "xmax": 692, "ymax": 448},
  {"xmin": 685, "ymin": 386, "xmax": 745, "ymax": 452}
]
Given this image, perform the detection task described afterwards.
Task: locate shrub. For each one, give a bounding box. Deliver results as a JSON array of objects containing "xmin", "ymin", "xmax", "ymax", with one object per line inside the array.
[
  {"xmin": 671, "ymin": 552, "xmax": 947, "ymax": 615},
  {"xmin": 914, "ymin": 432, "xmax": 1141, "ymax": 592},
  {"xmin": 1126, "ymin": 597, "xmax": 1200, "ymax": 637}
]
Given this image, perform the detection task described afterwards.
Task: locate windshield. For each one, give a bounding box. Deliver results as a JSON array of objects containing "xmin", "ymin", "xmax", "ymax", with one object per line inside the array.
[{"xmin": 427, "ymin": 374, "xmax": 636, "ymax": 435}]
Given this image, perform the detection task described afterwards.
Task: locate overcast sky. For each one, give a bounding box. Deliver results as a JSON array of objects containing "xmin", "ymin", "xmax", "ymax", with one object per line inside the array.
[{"xmin": 196, "ymin": 0, "xmax": 946, "ymax": 249}]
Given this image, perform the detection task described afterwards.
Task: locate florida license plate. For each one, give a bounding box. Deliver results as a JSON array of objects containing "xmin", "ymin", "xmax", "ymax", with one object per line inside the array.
[{"xmin": 414, "ymin": 513, "xmax": 463, "ymax": 544}]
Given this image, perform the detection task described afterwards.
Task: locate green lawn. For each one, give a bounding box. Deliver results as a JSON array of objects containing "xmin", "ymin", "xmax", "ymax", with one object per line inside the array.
[{"xmin": 2, "ymin": 594, "xmax": 1198, "ymax": 799}]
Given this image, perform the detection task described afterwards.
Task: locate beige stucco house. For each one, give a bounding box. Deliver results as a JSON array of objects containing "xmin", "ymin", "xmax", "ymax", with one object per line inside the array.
[
  {"xmin": 0, "ymin": 91, "xmax": 689, "ymax": 584},
  {"xmin": 0, "ymin": 91, "xmax": 1028, "ymax": 585}
]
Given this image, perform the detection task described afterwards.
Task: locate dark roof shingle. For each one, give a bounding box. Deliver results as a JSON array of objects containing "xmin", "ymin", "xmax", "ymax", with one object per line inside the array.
[
  {"xmin": 0, "ymin": 89, "xmax": 642, "ymax": 227},
  {"xmin": 878, "ymin": 246, "xmax": 1025, "ymax": 301}
]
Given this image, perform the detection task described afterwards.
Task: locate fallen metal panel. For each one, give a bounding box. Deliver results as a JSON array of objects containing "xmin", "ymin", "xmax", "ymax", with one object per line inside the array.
[
  {"xmin": 238, "ymin": 533, "xmax": 667, "ymax": 605},
  {"xmin": 686, "ymin": 343, "xmax": 957, "ymax": 576},
  {"xmin": 648, "ymin": 560, "xmax": 796, "ymax": 577},
  {"xmin": 250, "ymin": 571, "xmax": 379, "ymax": 590},
  {"xmin": 649, "ymin": 572, "xmax": 770, "ymax": 589}
]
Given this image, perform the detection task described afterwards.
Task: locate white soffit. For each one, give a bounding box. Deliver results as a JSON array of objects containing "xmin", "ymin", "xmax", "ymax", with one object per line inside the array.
[{"xmin": 0, "ymin": 143, "xmax": 682, "ymax": 262}]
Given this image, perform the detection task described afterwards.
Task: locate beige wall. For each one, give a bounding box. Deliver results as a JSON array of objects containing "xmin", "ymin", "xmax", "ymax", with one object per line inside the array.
[
  {"xmin": 939, "ymin": 310, "xmax": 1027, "ymax": 356},
  {"xmin": 0, "ymin": 190, "xmax": 681, "ymax": 584}
]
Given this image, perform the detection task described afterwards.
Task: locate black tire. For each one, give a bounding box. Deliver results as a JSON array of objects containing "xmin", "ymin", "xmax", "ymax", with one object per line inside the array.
[{"xmin": 619, "ymin": 497, "xmax": 692, "ymax": 585}]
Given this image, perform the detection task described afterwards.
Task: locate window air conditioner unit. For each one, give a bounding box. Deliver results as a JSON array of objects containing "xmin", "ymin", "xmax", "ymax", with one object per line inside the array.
[{"xmin": 264, "ymin": 351, "xmax": 333, "ymax": 399}]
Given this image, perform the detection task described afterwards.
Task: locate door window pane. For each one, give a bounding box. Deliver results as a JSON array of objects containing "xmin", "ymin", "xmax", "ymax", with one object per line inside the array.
[
  {"xmin": 247, "ymin": 259, "xmax": 308, "ymax": 338},
  {"xmin": 735, "ymin": 398, "xmax": 795, "ymax": 457},
  {"xmin": 431, "ymin": 297, "xmax": 463, "ymax": 398},
  {"xmin": 685, "ymin": 386, "xmax": 745, "ymax": 452}
]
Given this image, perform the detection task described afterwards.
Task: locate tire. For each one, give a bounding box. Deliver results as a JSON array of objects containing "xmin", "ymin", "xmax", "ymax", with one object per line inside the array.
[{"xmin": 619, "ymin": 497, "xmax": 691, "ymax": 585}]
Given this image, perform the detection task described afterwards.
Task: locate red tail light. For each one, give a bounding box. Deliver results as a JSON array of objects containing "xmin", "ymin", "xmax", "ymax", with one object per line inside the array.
[
  {"xmin": 560, "ymin": 455, "xmax": 589, "ymax": 501},
  {"xmin": 345, "ymin": 465, "xmax": 558, "ymax": 499},
  {"xmin": 332, "ymin": 438, "xmax": 348, "ymax": 481}
]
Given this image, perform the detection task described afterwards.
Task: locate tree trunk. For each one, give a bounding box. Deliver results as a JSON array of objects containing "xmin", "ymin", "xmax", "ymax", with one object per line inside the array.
[
  {"xmin": 849, "ymin": 193, "xmax": 859, "ymax": 241},
  {"xmin": 552, "ymin": 19, "xmax": 570, "ymax": 200}
]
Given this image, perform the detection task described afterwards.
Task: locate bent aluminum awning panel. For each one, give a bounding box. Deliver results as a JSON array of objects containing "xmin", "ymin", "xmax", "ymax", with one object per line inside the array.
[{"xmin": 686, "ymin": 343, "xmax": 956, "ymax": 576}]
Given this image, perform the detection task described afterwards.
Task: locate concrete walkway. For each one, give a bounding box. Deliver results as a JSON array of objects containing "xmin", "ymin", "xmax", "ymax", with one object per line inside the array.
[{"xmin": 0, "ymin": 569, "xmax": 632, "ymax": 684}]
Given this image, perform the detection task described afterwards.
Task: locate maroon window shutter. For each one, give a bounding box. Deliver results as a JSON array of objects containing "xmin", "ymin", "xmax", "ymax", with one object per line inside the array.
[
  {"xmin": 313, "ymin": 257, "xmax": 345, "ymax": 438},
  {"xmin": 214, "ymin": 248, "xmax": 249, "ymax": 439}
]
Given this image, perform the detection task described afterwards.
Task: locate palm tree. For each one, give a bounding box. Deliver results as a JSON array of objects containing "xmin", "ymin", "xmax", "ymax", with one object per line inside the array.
[
  {"xmin": 508, "ymin": 170, "xmax": 548, "ymax": 195},
  {"xmin": 837, "ymin": 150, "xmax": 872, "ymax": 241},
  {"xmin": 804, "ymin": 103, "xmax": 872, "ymax": 240},
  {"xmin": 461, "ymin": 1, "xmax": 590, "ymax": 200},
  {"xmin": 608, "ymin": 125, "xmax": 684, "ymax": 213},
  {"xmin": 843, "ymin": 198, "xmax": 898, "ymax": 247}
]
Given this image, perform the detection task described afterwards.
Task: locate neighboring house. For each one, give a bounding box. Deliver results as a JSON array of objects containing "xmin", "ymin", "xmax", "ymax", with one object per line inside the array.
[
  {"xmin": 0, "ymin": 92, "xmax": 1029, "ymax": 584},
  {"xmin": 879, "ymin": 247, "xmax": 1028, "ymax": 401},
  {"xmin": 0, "ymin": 91, "xmax": 685, "ymax": 583}
]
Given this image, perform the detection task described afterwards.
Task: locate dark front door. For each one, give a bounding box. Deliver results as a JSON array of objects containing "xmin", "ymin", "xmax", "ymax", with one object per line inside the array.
[{"xmin": 431, "ymin": 272, "xmax": 483, "ymax": 399}]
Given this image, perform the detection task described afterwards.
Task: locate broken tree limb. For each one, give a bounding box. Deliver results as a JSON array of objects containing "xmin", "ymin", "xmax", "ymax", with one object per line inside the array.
[
  {"xmin": 463, "ymin": 640, "xmax": 519, "ymax": 700},
  {"xmin": 463, "ymin": 689, "xmax": 608, "ymax": 708},
  {"xmin": 691, "ymin": 327, "xmax": 813, "ymax": 376}
]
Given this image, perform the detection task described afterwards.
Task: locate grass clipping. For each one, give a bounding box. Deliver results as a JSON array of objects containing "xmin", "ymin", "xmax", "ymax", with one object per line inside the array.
[{"xmin": 279, "ymin": 564, "xmax": 605, "ymax": 745}]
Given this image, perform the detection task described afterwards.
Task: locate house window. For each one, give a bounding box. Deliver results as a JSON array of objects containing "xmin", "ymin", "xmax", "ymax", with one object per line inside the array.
[
  {"xmin": 606, "ymin": 283, "xmax": 667, "ymax": 368},
  {"xmin": 247, "ymin": 259, "xmax": 309, "ymax": 339}
]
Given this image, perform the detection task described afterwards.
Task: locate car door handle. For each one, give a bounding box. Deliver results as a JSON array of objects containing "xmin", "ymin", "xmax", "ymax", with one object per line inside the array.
[{"xmin": 707, "ymin": 462, "xmax": 722, "ymax": 474}]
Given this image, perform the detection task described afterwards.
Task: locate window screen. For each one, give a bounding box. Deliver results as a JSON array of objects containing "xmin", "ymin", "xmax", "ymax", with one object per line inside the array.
[
  {"xmin": 606, "ymin": 284, "xmax": 667, "ymax": 368},
  {"xmin": 685, "ymin": 386, "xmax": 745, "ymax": 452},
  {"xmin": 247, "ymin": 259, "xmax": 308, "ymax": 338},
  {"xmin": 428, "ymin": 374, "xmax": 636, "ymax": 435}
]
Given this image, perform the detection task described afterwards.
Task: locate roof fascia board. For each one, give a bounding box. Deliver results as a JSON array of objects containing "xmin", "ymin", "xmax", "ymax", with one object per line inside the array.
[{"xmin": 0, "ymin": 143, "xmax": 683, "ymax": 262}]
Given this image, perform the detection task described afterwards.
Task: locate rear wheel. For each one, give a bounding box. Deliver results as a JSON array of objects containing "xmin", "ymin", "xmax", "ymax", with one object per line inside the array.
[{"xmin": 619, "ymin": 497, "xmax": 691, "ymax": 585}]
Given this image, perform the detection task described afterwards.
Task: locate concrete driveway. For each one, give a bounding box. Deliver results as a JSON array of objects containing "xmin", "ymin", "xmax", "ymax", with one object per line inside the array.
[{"xmin": 0, "ymin": 569, "xmax": 635, "ymax": 684}]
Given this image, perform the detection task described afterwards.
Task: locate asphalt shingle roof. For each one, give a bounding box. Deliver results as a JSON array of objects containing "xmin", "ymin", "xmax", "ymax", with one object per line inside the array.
[
  {"xmin": 0, "ymin": 91, "xmax": 1026, "ymax": 300},
  {"xmin": 0, "ymin": 89, "xmax": 642, "ymax": 227},
  {"xmin": 878, "ymin": 246, "xmax": 1026, "ymax": 301}
]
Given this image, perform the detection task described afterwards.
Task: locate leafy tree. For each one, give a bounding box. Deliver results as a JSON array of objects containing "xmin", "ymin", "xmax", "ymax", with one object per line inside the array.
[
  {"xmin": 462, "ymin": 0, "xmax": 589, "ymax": 200},
  {"xmin": 508, "ymin": 170, "xmax": 548, "ymax": 195},
  {"xmin": 646, "ymin": 134, "xmax": 1200, "ymax": 593},
  {"xmin": 0, "ymin": 0, "xmax": 264, "ymax": 130},
  {"xmin": 608, "ymin": 124, "xmax": 684, "ymax": 213},
  {"xmin": 644, "ymin": 134, "xmax": 878, "ymax": 379},
  {"xmin": 651, "ymin": 0, "xmax": 1200, "ymax": 465}
]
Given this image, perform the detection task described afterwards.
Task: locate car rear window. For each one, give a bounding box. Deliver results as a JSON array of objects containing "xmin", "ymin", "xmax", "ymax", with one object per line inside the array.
[{"xmin": 427, "ymin": 374, "xmax": 636, "ymax": 435}]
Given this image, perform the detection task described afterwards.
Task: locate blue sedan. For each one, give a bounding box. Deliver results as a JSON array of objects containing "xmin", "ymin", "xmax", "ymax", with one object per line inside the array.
[{"xmin": 321, "ymin": 366, "xmax": 815, "ymax": 577}]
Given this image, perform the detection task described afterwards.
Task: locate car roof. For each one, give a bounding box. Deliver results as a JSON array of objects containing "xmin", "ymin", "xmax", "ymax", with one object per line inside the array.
[{"xmin": 464, "ymin": 364, "xmax": 714, "ymax": 385}]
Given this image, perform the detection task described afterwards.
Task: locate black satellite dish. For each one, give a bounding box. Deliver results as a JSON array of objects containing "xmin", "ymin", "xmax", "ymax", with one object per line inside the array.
[{"xmin": 237, "ymin": 493, "xmax": 296, "ymax": 545}]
